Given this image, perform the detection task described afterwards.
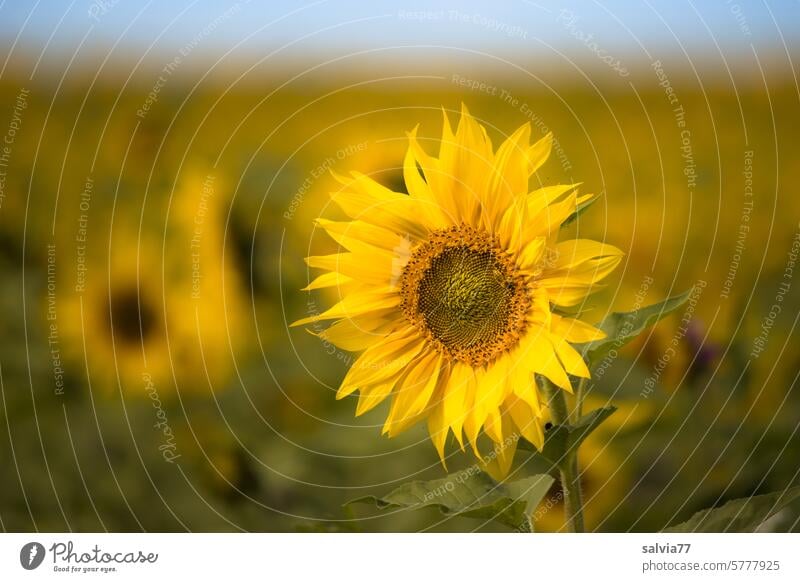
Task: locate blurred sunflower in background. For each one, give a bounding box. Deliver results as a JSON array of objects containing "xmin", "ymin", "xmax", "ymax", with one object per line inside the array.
[
  {"xmin": 60, "ymin": 169, "xmax": 247, "ymax": 397},
  {"xmin": 165, "ymin": 169, "xmax": 248, "ymax": 392},
  {"xmin": 295, "ymin": 105, "xmax": 622, "ymax": 475},
  {"xmin": 60, "ymin": 228, "xmax": 172, "ymax": 393}
]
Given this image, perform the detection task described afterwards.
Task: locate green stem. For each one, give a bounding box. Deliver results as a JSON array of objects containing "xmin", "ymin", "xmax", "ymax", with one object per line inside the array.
[
  {"xmin": 560, "ymin": 453, "xmax": 585, "ymax": 533},
  {"xmin": 573, "ymin": 377, "xmax": 588, "ymax": 423},
  {"xmin": 540, "ymin": 378, "xmax": 585, "ymax": 533},
  {"xmin": 543, "ymin": 377, "xmax": 570, "ymax": 425}
]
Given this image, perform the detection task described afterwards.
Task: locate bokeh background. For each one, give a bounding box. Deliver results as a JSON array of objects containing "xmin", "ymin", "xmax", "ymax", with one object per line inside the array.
[{"xmin": 1, "ymin": 0, "xmax": 799, "ymax": 532}]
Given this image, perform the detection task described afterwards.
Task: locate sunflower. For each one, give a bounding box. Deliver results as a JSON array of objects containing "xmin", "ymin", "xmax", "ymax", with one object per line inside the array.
[
  {"xmin": 294, "ymin": 105, "xmax": 622, "ymax": 475},
  {"xmin": 59, "ymin": 170, "xmax": 247, "ymax": 397},
  {"xmin": 164, "ymin": 169, "xmax": 248, "ymax": 390},
  {"xmin": 59, "ymin": 228, "xmax": 173, "ymax": 393}
]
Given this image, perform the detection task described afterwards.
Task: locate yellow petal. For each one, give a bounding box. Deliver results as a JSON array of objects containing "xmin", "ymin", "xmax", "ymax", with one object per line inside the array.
[
  {"xmin": 481, "ymin": 417, "xmax": 518, "ymax": 480},
  {"xmin": 292, "ymin": 289, "xmax": 399, "ymax": 327},
  {"xmin": 315, "ymin": 218, "xmax": 404, "ymax": 252},
  {"xmin": 315, "ymin": 316, "xmax": 397, "ymax": 352},
  {"xmin": 305, "ymin": 252, "xmax": 395, "ymax": 286},
  {"xmin": 407, "ymin": 121, "xmax": 453, "ymax": 217},
  {"xmin": 484, "ymin": 408, "xmax": 505, "ymax": 444},
  {"xmin": 438, "ymin": 104, "xmax": 494, "ymax": 224},
  {"xmin": 550, "ymin": 239, "xmax": 624, "ymax": 270},
  {"xmin": 517, "ymin": 236, "xmax": 546, "ymax": 272},
  {"xmin": 541, "ymin": 254, "xmax": 621, "ymax": 287},
  {"xmin": 428, "ymin": 108, "xmax": 461, "ymax": 221},
  {"xmin": 541, "ymin": 281, "xmax": 606, "ymax": 308},
  {"xmin": 442, "ymin": 362, "xmax": 472, "ymax": 449},
  {"xmin": 463, "ymin": 366, "xmax": 488, "ymax": 451},
  {"xmin": 383, "ymin": 350, "xmax": 442, "ymax": 436},
  {"xmin": 551, "ymin": 314, "xmax": 606, "ymax": 343},
  {"xmin": 532, "ymin": 191, "xmax": 595, "ymax": 235},
  {"xmin": 551, "ymin": 335, "xmax": 591, "ymax": 378},
  {"xmin": 355, "ymin": 379, "xmax": 400, "ymax": 416},
  {"xmin": 330, "ymin": 175, "xmax": 429, "ymax": 239},
  {"xmin": 508, "ymin": 361, "xmax": 542, "ymax": 417},
  {"xmin": 496, "ymin": 195, "xmax": 530, "ymax": 254},
  {"xmin": 469, "ymin": 357, "xmax": 509, "ymax": 443},
  {"xmin": 525, "ymin": 287, "xmax": 552, "ymax": 330},
  {"xmin": 527, "ymin": 132, "xmax": 553, "ymax": 176},
  {"xmin": 302, "ymin": 271, "xmax": 352, "ymax": 291},
  {"xmin": 403, "ymin": 130, "xmax": 451, "ymax": 229},
  {"xmin": 505, "ymin": 396, "xmax": 545, "ymax": 450},
  {"xmin": 518, "ymin": 327, "xmax": 573, "ymax": 392},
  {"xmin": 427, "ymin": 398, "xmax": 450, "ymax": 466},
  {"xmin": 338, "ymin": 329, "xmax": 424, "ymax": 399},
  {"xmin": 484, "ymin": 123, "xmax": 531, "ymax": 230},
  {"xmin": 527, "ymin": 183, "xmax": 581, "ymax": 217}
]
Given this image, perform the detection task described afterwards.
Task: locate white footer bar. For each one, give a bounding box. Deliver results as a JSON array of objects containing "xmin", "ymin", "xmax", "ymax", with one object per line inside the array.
[{"xmin": 1, "ymin": 533, "xmax": 797, "ymax": 581}]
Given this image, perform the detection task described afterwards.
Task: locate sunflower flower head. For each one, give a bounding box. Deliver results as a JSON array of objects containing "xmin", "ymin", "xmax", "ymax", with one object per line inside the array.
[{"xmin": 294, "ymin": 105, "xmax": 622, "ymax": 477}]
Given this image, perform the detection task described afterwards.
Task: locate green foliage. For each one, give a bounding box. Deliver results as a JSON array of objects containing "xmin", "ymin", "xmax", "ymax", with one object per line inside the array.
[
  {"xmin": 580, "ymin": 290, "xmax": 694, "ymax": 366},
  {"xmin": 588, "ymin": 356, "xmax": 657, "ymax": 401},
  {"xmin": 348, "ymin": 471, "xmax": 554, "ymax": 531},
  {"xmin": 663, "ymin": 485, "xmax": 800, "ymax": 532}
]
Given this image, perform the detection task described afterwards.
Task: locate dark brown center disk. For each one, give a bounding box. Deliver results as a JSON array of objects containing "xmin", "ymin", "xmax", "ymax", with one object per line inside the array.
[{"xmin": 400, "ymin": 225, "xmax": 530, "ymax": 366}]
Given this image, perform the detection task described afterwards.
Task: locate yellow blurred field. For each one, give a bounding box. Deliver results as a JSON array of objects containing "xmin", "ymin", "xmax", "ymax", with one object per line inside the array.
[{"xmin": 1, "ymin": 51, "xmax": 799, "ymax": 532}]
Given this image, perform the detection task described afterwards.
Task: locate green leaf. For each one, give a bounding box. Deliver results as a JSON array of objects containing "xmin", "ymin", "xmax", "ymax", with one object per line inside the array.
[
  {"xmin": 663, "ymin": 485, "xmax": 800, "ymax": 532},
  {"xmin": 561, "ymin": 195, "xmax": 599, "ymax": 227},
  {"xmin": 504, "ymin": 477, "xmax": 557, "ymax": 532},
  {"xmin": 566, "ymin": 406, "xmax": 617, "ymax": 450},
  {"xmin": 580, "ymin": 289, "xmax": 694, "ymax": 366},
  {"xmin": 520, "ymin": 406, "xmax": 616, "ymax": 468},
  {"xmin": 347, "ymin": 471, "xmax": 554, "ymax": 531}
]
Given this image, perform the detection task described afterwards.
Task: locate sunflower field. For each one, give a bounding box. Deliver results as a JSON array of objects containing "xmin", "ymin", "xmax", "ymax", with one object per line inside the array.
[{"xmin": 1, "ymin": 2, "xmax": 800, "ymax": 534}]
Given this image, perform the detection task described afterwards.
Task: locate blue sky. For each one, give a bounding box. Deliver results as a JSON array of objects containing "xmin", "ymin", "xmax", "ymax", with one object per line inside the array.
[{"xmin": 0, "ymin": 0, "xmax": 797, "ymax": 64}]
